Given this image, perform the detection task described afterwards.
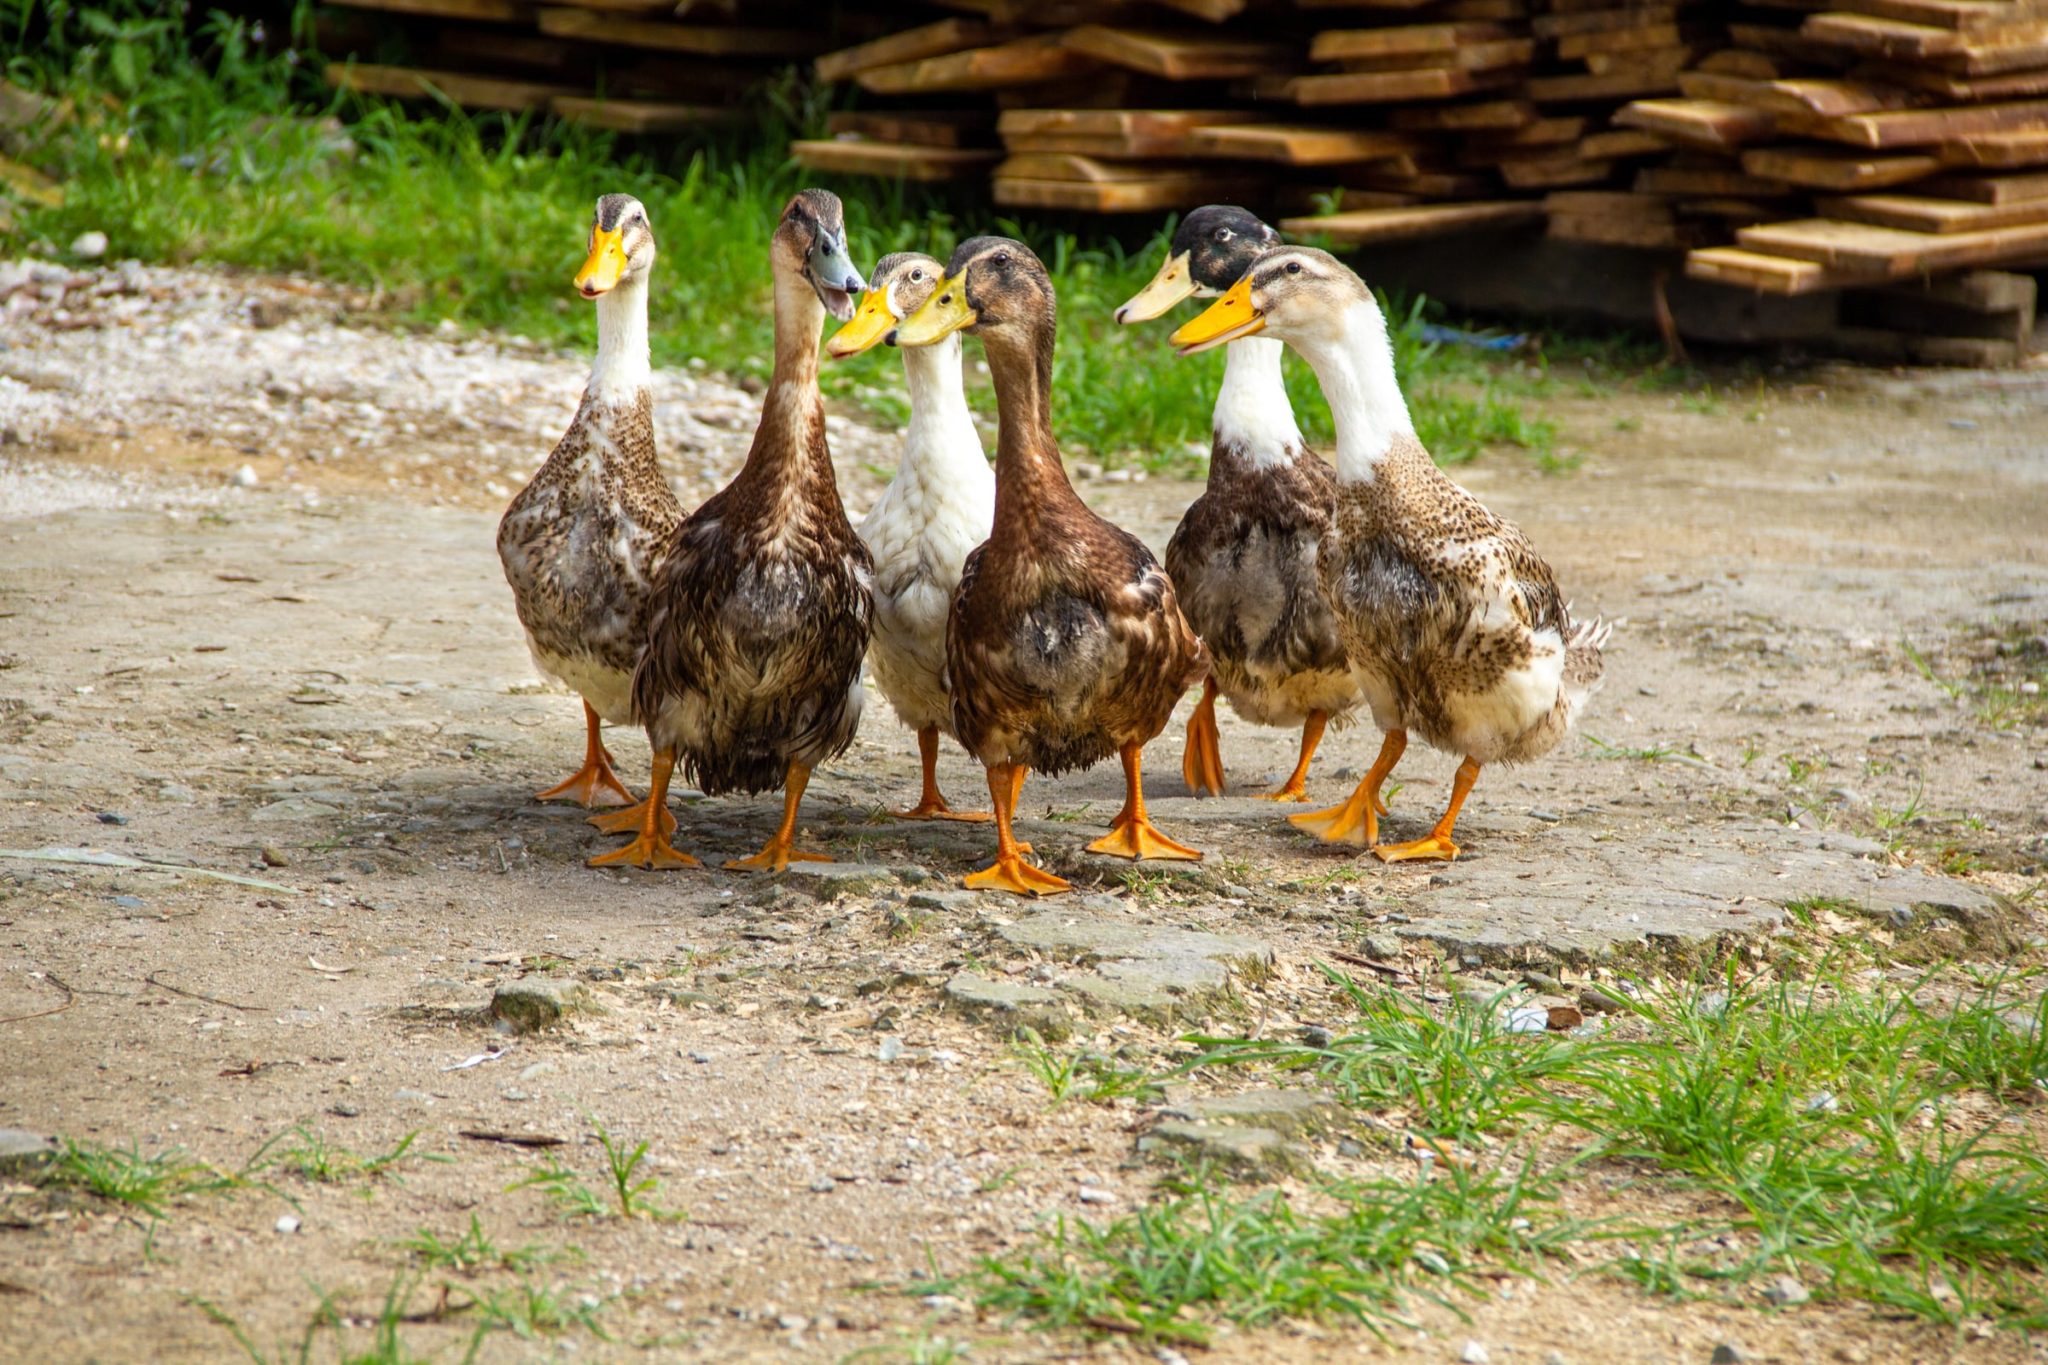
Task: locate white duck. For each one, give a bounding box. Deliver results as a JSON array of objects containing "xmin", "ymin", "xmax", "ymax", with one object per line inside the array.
[
  {"xmin": 827, "ymin": 251, "xmax": 997, "ymax": 821},
  {"xmin": 1171, "ymin": 247, "xmax": 1608, "ymax": 862}
]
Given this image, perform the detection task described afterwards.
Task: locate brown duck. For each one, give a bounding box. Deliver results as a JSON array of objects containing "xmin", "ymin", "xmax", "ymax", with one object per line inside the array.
[
  {"xmin": 497, "ymin": 193, "xmax": 683, "ymax": 823},
  {"xmin": 892, "ymin": 237, "xmax": 1209, "ymax": 897},
  {"xmin": 594, "ymin": 189, "xmax": 874, "ymax": 872},
  {"xmin": 1116, "ymin": 205, "xmax": 1364, "ymax": 805}
]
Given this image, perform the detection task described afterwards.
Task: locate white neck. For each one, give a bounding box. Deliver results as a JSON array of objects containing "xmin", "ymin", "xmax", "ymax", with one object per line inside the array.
[
  {"xmin": 901, "ymin": 333, "xmax": 985, "ymax": 468},
  {"xmin": 1213, "ymin": 335, "xmax": 1304, "ymax": 468},
  {"xmin": 1290, "ymin": 298, "xmax": 1414, "ymax": 483},
  {"xmin": 589, "ymin": 272, "xmax": 651, "ymax": 401}
]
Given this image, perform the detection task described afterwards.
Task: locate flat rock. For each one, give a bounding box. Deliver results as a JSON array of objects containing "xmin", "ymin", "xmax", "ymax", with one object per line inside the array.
[
  {"xmin": 771, "ymin": 862, "xmax": 908, "ymax": 900},
  {"xmin": 943, "ymin": 972, "xmax": 1072, "ymax": 1040},
  {"xmin": 0, "ymin": 1128, "xmax": 56, "ymax": 1176},
  {"xmin": 996, "ymin": 913, "xmax": 1273, "ymax": 1024},
  {"xmin": 249, "ymin": 796, "xmax": 342, "ymax": 823},
  {"xmin": 490, "ymin": 980, "xmax": 590, "ymax": 1034},
  {"xmin": 1156, "ymin": 1088, "xmax": 1343, "ymax": 1137},
  {"xmin": 1137, "ymin": 1119, "xmax": 1306, "ymax": 1176}
]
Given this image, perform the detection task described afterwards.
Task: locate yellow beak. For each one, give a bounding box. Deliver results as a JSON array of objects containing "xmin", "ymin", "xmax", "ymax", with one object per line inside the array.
[
  {"xmin": 575, "ymin": 227, "xmax": 628, "ymax": 298},
  {"xmin": 892, "ymin": 271, "xmax": 975, "ymax": 347},
  {"xmin": 1115, "ymin": 251, "xmax": 1196, "ymax": 325},
  {"xmin": 1170, "ymin": 275, "xmax": 1264, "ymax": 355},
  {"xmin": 826, "ymin": 287, "xmax": 897, "ymax": 359}
]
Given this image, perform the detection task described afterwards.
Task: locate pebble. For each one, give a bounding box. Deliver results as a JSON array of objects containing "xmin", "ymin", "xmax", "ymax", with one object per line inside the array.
[
  {"xmin": 808, "ymin": 1177, "xmax": 835, "ymax": 1194},
  {"xmin": 232, "ymin": 464, "xmax": 259, "ymax": 488},
  {"xmin": 70, "ymin": 231, "xmax": 108, "ymax": 260},
  {"xmin": 95, "ymin": 810, "xmax": 127, "ymax": 825},
  {"xmin": 1460, "ymin": 1342, "xmax": 1490, "ymax": 1364},
  {"xmin": 259, "ymin": 846, "xmax": 290, "ymax": 868},
  {"xmin": 1528, "ymin": 808, "xmax": 1562, "ymax": 823},
  {"xmin": 1078, "ymin": 1186, "xmax": 1117, "ymax": 1205},
  {"xmin": 1948, "ymin": 418, "xmax": 1978, "ymax": 431},
  {"xmin": 1363, "ymin": 933, "xmax": 1403, "ymax": 961},
  {"xmin": 275, "ymin": 1214, "xmax": 301, "ymax": 1235},
  {"xmin": 490, "ymin": 981, "xmax": 566, "ymax": 1034},
  {"xmin": 1710, "ymin": 1345, "xmax": 1751, "ymax": 1365},
  {"xmin": 1764, "ymin": 1274, "xmax": 1810, "ymax": 1306},
  {"xmin": 328, "ymin": 1103, "xmax": 360, "ymax": 1118}
]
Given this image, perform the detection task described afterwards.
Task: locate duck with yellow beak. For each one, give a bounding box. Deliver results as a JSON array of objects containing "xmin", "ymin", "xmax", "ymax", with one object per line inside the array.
[
  {"xmin": 1170, "ymin": 248, "xmax": 1608, "ymax": 863},
  {"xmin": 892, "ymin": 237, "xmax": 1209, "ymax": 896},
  {"xmin": 596, "ymin": 188, "xmax": 875, "ymax": 872},
  {"xmin": 827, "ymin": 253, "xmax": 997, "ymax": 823},
  {"xmin": 1116, "ymin": 206, "xmax": 1363, "ymax": 806},
  {"xmin": 498, "ymin": 193, "xmax": 684, "ymax": 829}
]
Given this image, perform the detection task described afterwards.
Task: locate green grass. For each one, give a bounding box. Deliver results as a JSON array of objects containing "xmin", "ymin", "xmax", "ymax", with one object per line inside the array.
[
  {"xmin": 0, "ymin": 3, "xmax": 1672, "ymax": 474},
  {"xmin": 509, "ymin": 1118, "xmax": 678, "ymax": 1221},
  {"xmin": 43, "ymin": 1136, "xmax": 214, "ymax": 1222},
  {"xmin": 398, "ymin": 1215, "xmax": 576, "ymax": 1275},
  {"xmin": 942, "ymin": 962, "xmax": 2048, "ymax": 1342},
  {"xmin": 260, "ymin": 1126, "xmax": 444, "ymax": 1186}
]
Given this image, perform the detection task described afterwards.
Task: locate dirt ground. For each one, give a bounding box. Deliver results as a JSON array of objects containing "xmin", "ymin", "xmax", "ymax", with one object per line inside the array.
[{"xmin": 1, "ymin": 261, "xmax": 2045, "ymax": 1363}]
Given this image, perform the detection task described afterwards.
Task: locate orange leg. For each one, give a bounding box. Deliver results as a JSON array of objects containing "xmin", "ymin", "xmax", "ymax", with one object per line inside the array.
[
  {"xmin": 588, "ymin": 794, "xmax": 678, "ymax": 840},
  {"xmin": 1376, "ymin": 757, "xmax": 1481, "ymax": 864},
  {"xmin": 1256, "ymin": 710, "xmax": 1329, "ymax": 803},
  {"xmin": 964, "ymin": 764, "xmax": 1068, "ymax": 896},
  {"xmin": 895, "ymin": 726, "xmax": 991, "ymax": 822},
  {"xmin": 1089, "ymin": 742, "xmax": 1202, "ymax": 862},
  {"xmin": 587, "ymin": 749, "xmax": 699, "ymax": 870},
  {"xmin": 536, "ymin": 701, "xmax": 634, "ymax": 809},
  {"xmin": 1290, "ymin": 729, "xmax": 1405, "ymax": 847},
  {"xmin": 726, "ymin": 761, "xmax": 833, "ymax": 872},
  {"xmin": 1181, "ymin": 677, "xmax": 1226, "ymax": 797}
]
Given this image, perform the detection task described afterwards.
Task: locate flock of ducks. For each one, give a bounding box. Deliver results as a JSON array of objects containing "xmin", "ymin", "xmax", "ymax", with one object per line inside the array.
[{"xmin": 498, "ymin": 188, "xmax": 1607, "ymax": 896}]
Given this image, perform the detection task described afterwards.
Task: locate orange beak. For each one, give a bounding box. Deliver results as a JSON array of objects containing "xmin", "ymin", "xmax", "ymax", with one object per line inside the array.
[
  {"xmin": 1169, "ymin": 275, "xmax": 1264, "ymax": 355},
  {"xmin": 575, "ymin": 227, "xmax": 627, "ymax": 298}
]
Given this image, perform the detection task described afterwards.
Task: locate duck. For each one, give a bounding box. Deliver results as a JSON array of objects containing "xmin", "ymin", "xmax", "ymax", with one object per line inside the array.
[
  {"xmin": 1170, "ymin": 246, "xmax": 1607, "ymax": 862},
  {"xmin": 593, "ymin": 188, "xmax": 874, "ymax": 872},
  {"xmin": 497, "ymin": 193, "xmax": 684, "ymax": 826},
  {"xmin": 825, "ymin": 252, "xmax": 997, "ymax": 822},
  {"xmin": 1114, "ymin": 205, "xmax": 1364, "ymax": 804},
  {"xmin": 892, "ymin": 237, "xmax": 1210, "ymax": 897}
]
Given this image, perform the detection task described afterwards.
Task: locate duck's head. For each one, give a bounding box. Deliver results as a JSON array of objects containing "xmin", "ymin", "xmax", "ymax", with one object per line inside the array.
[
  {"xmin": 890, "ymin": 236, "xmax": 1054, "ymax": 350},
  {"xmin": 1115, "ymin": 205, "xmax": 1281, "ymax": 325},
  {"xmin": 825, "ymin": 251, "xmax": 946, "ymax": 359},
  {"xmin": 773, "ymin": 188, "xmax": 865, "ymax": 322},
  {"xmin": 1170, "ymin": 246, "xmax": 1370, "ymax": 356},
  {"xmin": 575, "ymin": 194, "xmax": 655, "ymax": 300}
]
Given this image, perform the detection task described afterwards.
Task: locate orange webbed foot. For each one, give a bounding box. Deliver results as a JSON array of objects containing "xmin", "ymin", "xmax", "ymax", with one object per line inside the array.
[
  {"xmin": 724, "ymin": 842, "xmax": 833, "ymax": 874},
  {"xmin": 895, "ymin": 795, "xmax": 992, "ymax": 823},
  {"xmin": 588, "ymin": 799, "xmax": 678, "ymax": 839},
  {"xmin": 587, "ymin": 834, "xmax": 700, "ymax": 871},
  {"xmin": 1374, "ymin": 833, "xmax": 1461, "ymax": 864},
  {"xmin": 1288, "ymin": 790, "xmax": 1378, "ymax": 847},
  {"xmin": 536, "ymin": 760, "xmax": 634, "ymax": 810},
  {"xmin": 1255, "ymin": 777, "xmax": 1313, "ymax": 804},
  {"xmin": 1086, "ymin": 817, "xmax": 1203, "ymax": 862},
  {"xmin": 964, "ymin": 854, "xmax": 1071, "ymax": 897}
]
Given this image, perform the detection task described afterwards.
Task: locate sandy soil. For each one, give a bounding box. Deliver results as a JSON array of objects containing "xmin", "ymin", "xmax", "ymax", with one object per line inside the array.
[{"xmin": 0, "ymin": 261, "xmax": 2044, "ymax": 1363}]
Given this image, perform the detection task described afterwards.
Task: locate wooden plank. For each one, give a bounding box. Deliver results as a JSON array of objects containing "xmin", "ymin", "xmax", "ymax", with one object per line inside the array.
[
  {"xmin": 1736, "ymin": 213, "xmax": 2048, "ymax": 275},
  {"xmin": 1803, "ymin": 12, "xmax": 2048, "ymax": 70},
  {"xmin": 324, "ymin": 62, "xmax": 572, "ymax": 110},
  {"xmin": 1276, "ymin": 65, "xmax": 1525, "ymax": 104},
  {"xmin": 1749, "ymin": 77, "xmax": 1930, "ymax": 119},
  {"xmin": 1332, "ymin": 39, "xmax": 1535, "ymax": 73},
  {"xmin": 1279, "ymin": 201, "xmax": 1544, "ymax": 243},
  {"xmin": 535, "ymin": 9, "xmax": 826, "ymax": 56},
  {"xmin": 995, "ymin": 152, "xmax": 1205, "ymax": 183},
  {"xmin": 1742, "ymin": 143, "xmax": 1946, "ymax": 188},
  {"xmin": 1616, "ymin": 98, "xmax": 1779, "ymax": 150},
  {"xmin": 1699, "ymin": 49, "xmax": 1791, "ymax": 80},
  {"xmin": 328, "ymin": 0, "xmax": 529, "ymax": 20},
  {"xmin": 1684, "ymin": 245, "xmax": 1840, "ymax": 293},
  {"xmin": 857, "ymin": 34, "xmax": 1099, "ymax": 94},
  {"xmin": 1557, "ymin": 24, "xmax": 1688, "ymax": 58},
  {"xmin": 1309, "ymin": 22, "xmax": 1509, "ymax": 61},
  {"xmin": 1188, "ymin": 123, "xmax": 1420, "ymax": 164},
  {"xmin": 1865, "ymin": 60, "xmax": 2048, "ymax": 100},
  {"xmin": 1347, "ymin": 165, "xmax": 1500, "ymax": 196},
  {"xmin": 790, "ymin": 138, "xmax": 1002, "ymax": 182},
  {"xmin": 1582, "ymin": 45, "xmax": 1701, "ymax": 76},
  {"xmin": 1872, "ymin": 266, "xmax": 2037, "ymax": 310},
  {"xmin": 1466, "ymin": 114, "xmax": 1589, "ymax": 147},
  {"xmin": 992, "ymin": 174, "xmax": 1238, "ymax": 212},
  {"xmin": 1819, "ymin": 189, "xmax": 2048, "ymax": 230},
  {"xmin": 998, "ymin": 107, "xmax": 1261, "ymax": 137},
  {"xmin": 1577, "ymin": 128, "xmax": 1675, "ymax": 158},
  {"xmin": 1823, "ymin": 98, "xmax": 2048, "ymax": 148},
  {"xmin": 1637, "ymin": 164, "xmax": 1793, "ymax": 196},
  {"xmin": 1819, "ymin": 0, "xmax": 2048, "ymax": 35},
  {"xmin": 550, "ymin": 96, "xmax": 740, "ymax": 133},
  {"xmin": 1525, "ymin": 65, "xmax": 1686, "ymax": 102},
  {"xmin": 1498, "ymin": 153, "xmax": 1615, "ymax": 187},
  {"xmin": 1391, "ymin": 98, "xmax": 1535, "ymax": 130},
  {"xmin": 1533, "ymin": 6, "xmax": 1678, "ymax": 39},
  {"xmin": 1939, "ymin": 128, "xmax": 2048, "ymax": 163},
  {"xmin": 815, "ymin": 18, "xmax": 997, "ymax": 83},
  {"xmin": 434, "ymin": 26, "xmax": 574, "ymax": 72},
  {"xmin": 826, "ymin": 109, "xmax": 993, "ymax": 149},
  {"xmin": 1063, "ymin": 25, "xmax": 1294, "ymax": 79},
  {"xmin": 1920, "ymin": 167, "xmax": 2048, "ymax": 200}
]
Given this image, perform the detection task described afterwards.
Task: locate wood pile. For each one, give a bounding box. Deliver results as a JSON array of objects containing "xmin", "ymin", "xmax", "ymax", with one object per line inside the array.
[{"xmin": 303, "ymin": 0, "xmax": 2048, "ymax": 360}]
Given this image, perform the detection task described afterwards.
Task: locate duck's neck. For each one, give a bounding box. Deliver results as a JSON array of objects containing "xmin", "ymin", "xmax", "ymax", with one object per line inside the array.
[
  {"xmin": 1212, "ymin": 335, "xmax": 1305, "ymax": 470},
  {"xmin": 900, "ymin": 333, "xmax": 984, "ymax": 471},
  {"xmin": 1292, "ymin": 299, "xmax": 1414, "ymax": 484},
  {"xmin": 589, "ymin": 273, "xmax": 651, "ymax": 401},
  {"xmin": 739, "ymin": 267, "xmax": 833, "ymax": 489},
  {"xmin": 983, "ymin": 323, "xmax": 1079, "ymax": 532}
]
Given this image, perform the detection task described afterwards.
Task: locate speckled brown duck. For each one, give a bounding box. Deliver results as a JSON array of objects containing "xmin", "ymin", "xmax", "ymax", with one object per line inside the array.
[
  {"xmin": 498, "ymin": 193, "xmax": 684, "ymax": 824},
  {"xmin": 1173, "ymin": 247, "xmax": 1608, "ymax": 863},
  {"xmin": 892, "ymin": 236, "xmax": 1209, "ymax": 897},
  {"xmin": 592, "ymin": 189, "xmax": 874, "ymax": 873},
  {"xmin": 1116, "ymin": 205, "xmax": 1364, "ymax": 805}
]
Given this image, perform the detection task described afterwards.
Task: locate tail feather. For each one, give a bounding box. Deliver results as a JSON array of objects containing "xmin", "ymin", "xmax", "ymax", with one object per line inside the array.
[{"xmin": 1559, "ymin": 610, "xmax": 1609, "ymax": 721}]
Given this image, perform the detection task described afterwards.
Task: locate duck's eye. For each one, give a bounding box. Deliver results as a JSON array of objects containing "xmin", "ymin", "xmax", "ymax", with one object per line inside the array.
[
  {"xmin": 910, "ymin": 269, "xmax": 923, "ymax": 282},
  {"xmin": 1215, "ymin": 228, "xmax": 1232, "ymax": 242},
  {"xmin": 1285, "ymin": 261, "xmax": 1302, "ymax": 275},
  {"xmin": 991, "ymin": 252, "xmax": 1010, "ymax": 269}
]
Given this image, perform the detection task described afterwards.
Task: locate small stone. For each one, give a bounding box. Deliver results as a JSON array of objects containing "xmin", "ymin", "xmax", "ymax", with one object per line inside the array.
[
  {"xmin": 328, "ymin": 1103, "xmax": 360, "ymax": 1118},
  {"xmin": 776, "ymin": 1314, "xmax": 807, "ymax": 1332},
  {"xmin": 1077, "ymin": 1186, "xmax": 1117, "ymax": 1205},
  {"xmin": 70, "ymin": 230, "xmax": 108, "ymax": 259},
  {"xmin": 1580, "ymin": 984, "xmax": 1626, "ymax": 1014},
  {"xmin": 0, "ymin": 1129, "xmax": 57, "ymax": 1177},
  {"xmin": 1460, "ymin": 1341, "xmax": 1490, "ymax": 1365},
  {"xmin": 1803, "ymin": 1090, "xmax": 1839, "ymax": 1114},
  {"xmin": 232, "ymin": 464, "xmax": 259, "ymax": 489},
  {"xmin": 491, "ymin": 981, "xmax": 567, "ymax": 1034},
  {"xmin": 392, "ymin": 1089, "xmax": 433, "ymax": 1105},
  {"xmin": 809, "ymin": 1177, "xmax": 835, "ymax": 1193},
  {"xmin": 1710, "ymin": 1345, "xmax": 1751, "ymax": 1365},
  {"xmin": 1529, "ymin": 808, "xmax": 1562, "ymax": 823},
  {"xmin": 1545, "ymin": 1004, "xmax": 1585, "ymax": 1031},
  {"xmin": 1545, "ymin": 1354, "xmax": 1569, "ymax": 1365},
  {"xmin": 260, "ymin": 846, "xmax": 290, "ymax": 868},
  {"xmin": 95, "ymin": 810, "xmax": 127, "ymax": 825},
  {"xmin": 1363, "ymin": 933, "xmax": 1403, "ymax": 960},
  {"xmin": 1764, "ymin": 1274, "xmax": 1810, "ymax": 1306},
  {"xmin": 1506, "ymin": 1006, "xmax": 1549, "ymax": 1034},
  {"xmin": 275, "ymin": 1214, "xmax": 301, "ymax": 1235},
  {"xmin": 1948, "ymin": 418, "xmax": 1978, "ymax": 431}
]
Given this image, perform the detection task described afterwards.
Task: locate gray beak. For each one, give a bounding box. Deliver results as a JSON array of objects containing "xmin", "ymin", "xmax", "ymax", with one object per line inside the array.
[{"xmin": 808, "ymin": 233, "xmax": 865, "ymax": 321}]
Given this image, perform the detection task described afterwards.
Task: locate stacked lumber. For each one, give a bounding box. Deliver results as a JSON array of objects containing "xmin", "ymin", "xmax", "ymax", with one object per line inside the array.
[
  {"xmin": 313, "ymin": 0, "xmax": 864, "ymax": 133},
  {"xmin": 1600, "ymin": 0, "xmax": 2048, "ymax": 354}
]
